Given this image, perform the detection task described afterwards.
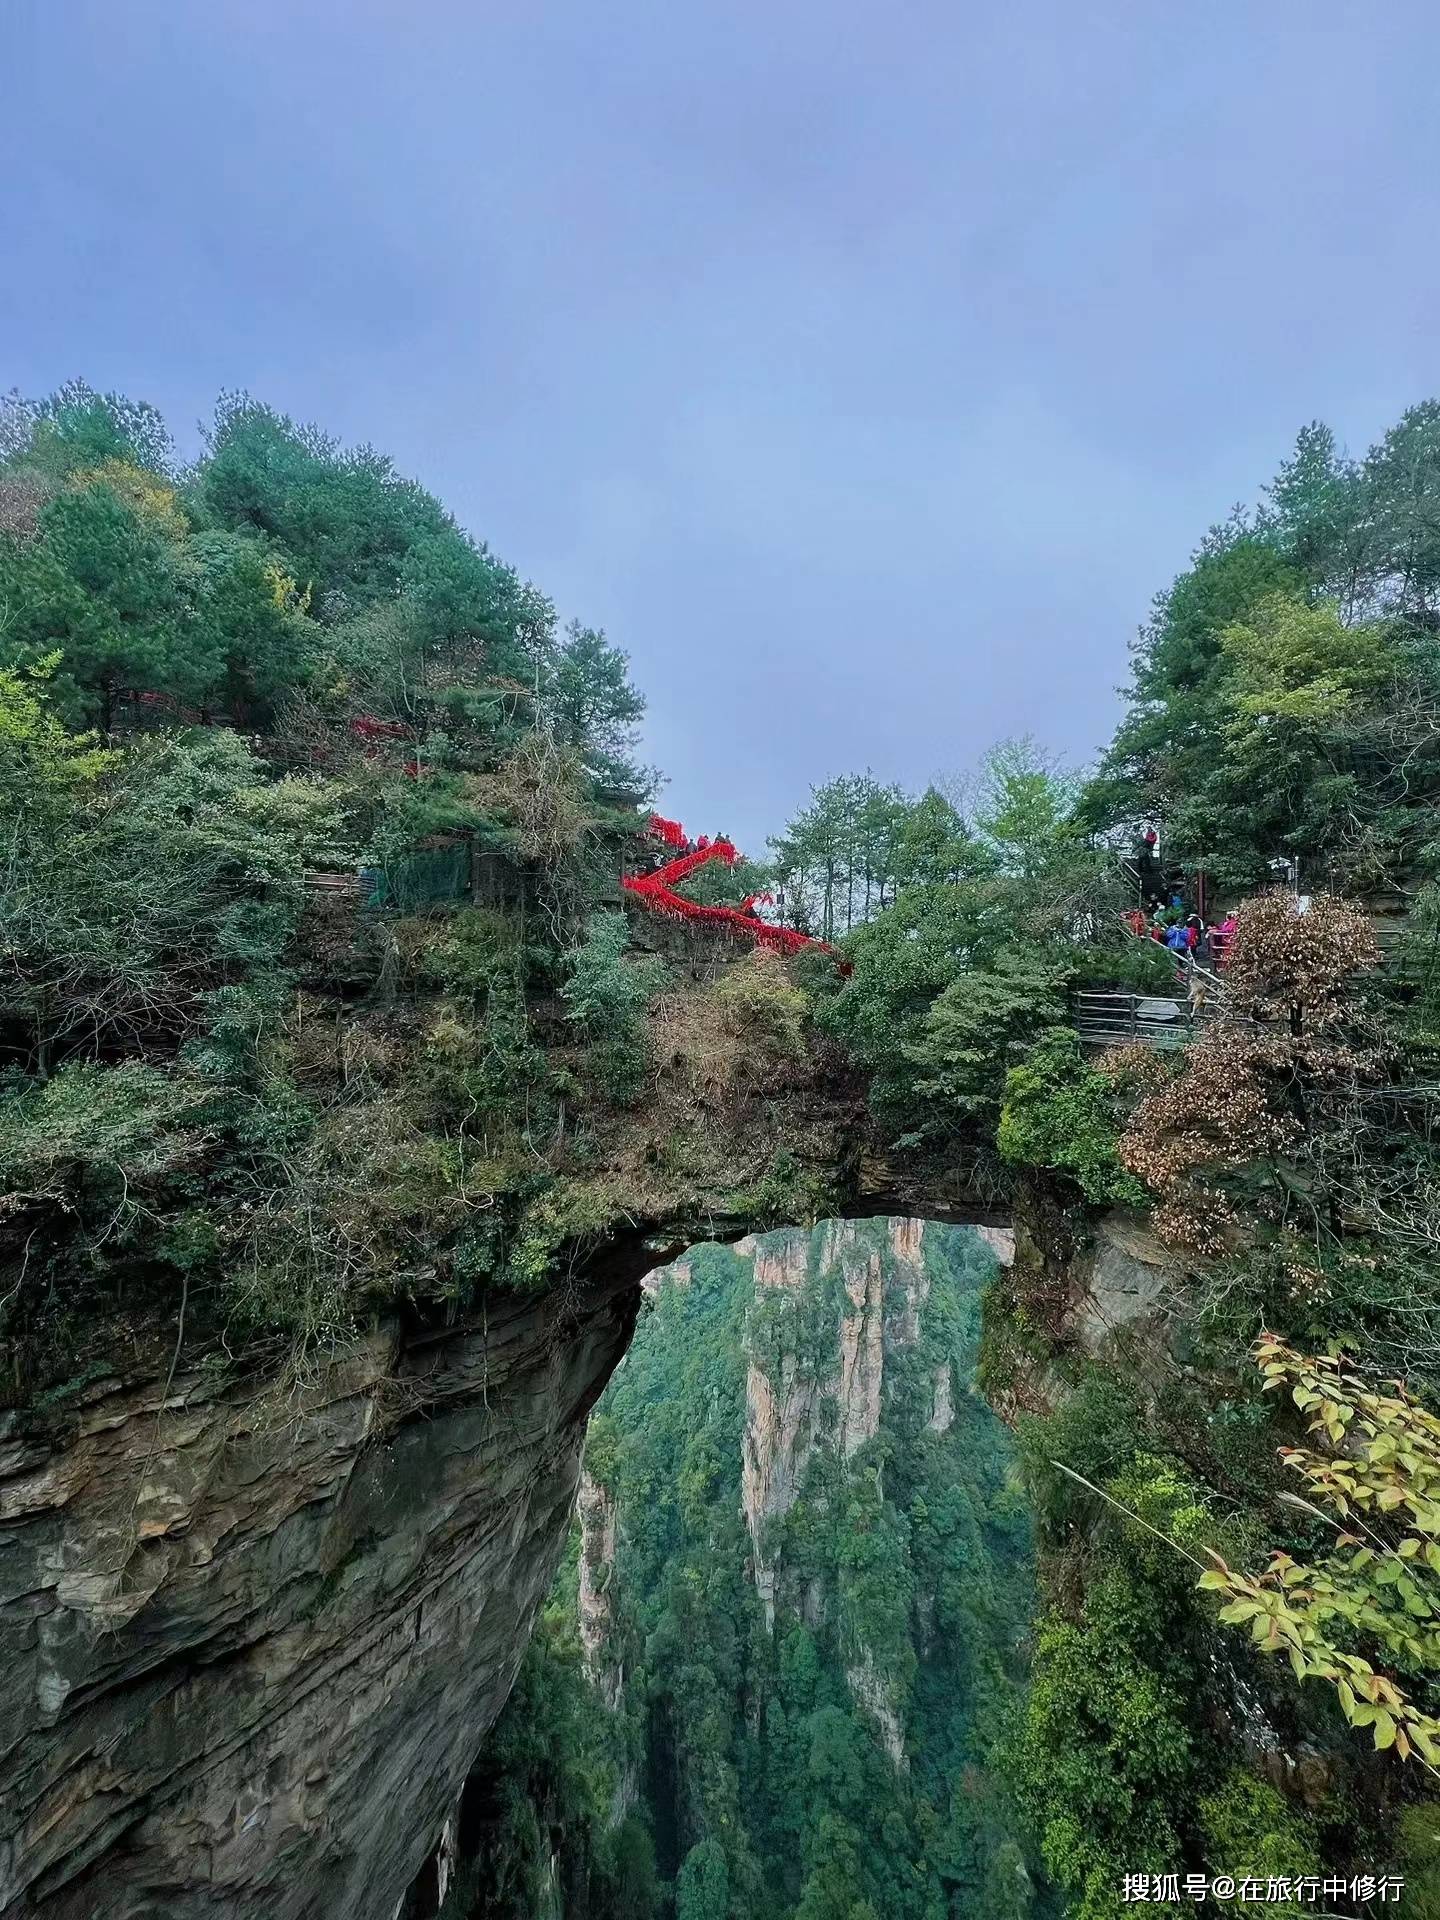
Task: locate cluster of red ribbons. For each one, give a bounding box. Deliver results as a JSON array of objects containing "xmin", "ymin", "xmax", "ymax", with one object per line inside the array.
[
  {"xmin": 624, "ymin": 817, "xmax": 840, "ymax": 961},
  {"xmin": 647, "ymin": 814, "xmax": 689, "ymax": 850}
]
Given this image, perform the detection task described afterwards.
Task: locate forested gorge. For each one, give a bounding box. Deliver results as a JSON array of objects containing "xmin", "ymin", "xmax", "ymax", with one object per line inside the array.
[
  {"xmin": 459, "ymin": 1223, "xmax": 1039, "ymax": 1920},
  {"xmin": 6, "ymin": 383, "xmax": 1440, "ymax": 1918}
]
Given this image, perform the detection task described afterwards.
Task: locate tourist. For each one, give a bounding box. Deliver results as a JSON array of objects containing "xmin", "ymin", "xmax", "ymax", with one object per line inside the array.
[{"xmin": 1137, "ymin": 826, "xmax": 1161, "ymax": 891}]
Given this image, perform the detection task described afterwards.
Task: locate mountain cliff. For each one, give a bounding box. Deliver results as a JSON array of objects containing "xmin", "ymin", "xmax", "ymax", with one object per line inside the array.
[{"xmin": 0, "ymin": 1275, "xmax": 636, "ymax": 1920}]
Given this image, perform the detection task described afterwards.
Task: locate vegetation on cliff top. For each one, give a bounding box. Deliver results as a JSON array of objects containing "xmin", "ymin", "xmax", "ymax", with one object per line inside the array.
[{"xmin": 0, "ymin": 381, "xmax": 671, "ymax": 1395}]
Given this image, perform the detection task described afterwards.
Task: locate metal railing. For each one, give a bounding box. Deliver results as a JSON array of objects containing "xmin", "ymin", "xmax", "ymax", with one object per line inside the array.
[{"xmin": 1071, "ymin": 988, "xmax": 1219, "ymax": 1051}]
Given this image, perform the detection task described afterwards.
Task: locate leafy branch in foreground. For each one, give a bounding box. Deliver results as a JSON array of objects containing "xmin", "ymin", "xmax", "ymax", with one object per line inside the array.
[{"xmin": 1200, "ymin": 1336, "xmax": 1440, "ymax": 1766}]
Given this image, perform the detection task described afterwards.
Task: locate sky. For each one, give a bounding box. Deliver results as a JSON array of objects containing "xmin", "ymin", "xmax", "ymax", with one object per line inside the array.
[{"xmin": 5, "ymin": 2, "xmax": 1439, "ymax": 853}]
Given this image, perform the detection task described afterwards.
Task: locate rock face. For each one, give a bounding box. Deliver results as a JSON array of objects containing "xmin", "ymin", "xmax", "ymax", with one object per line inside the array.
[
  {"xmin": 576, "ymin": 1470, "xmax": 622, "ymax": 1710},
  {"xmin": 738, "ymin": 1217, "xmax": 937, "ymax": 1759},
  {"xmin": 845, "ymin": 1649, "xmax": 908, "ymax": 1771},
  {"xmin": 0, "ymin": 1274, "xmax": 637, "ymax": 1920},
  {"xmin": 741, "ymin": 1219, "xmax": 934, "ymax": 1622},
  {"xmin": 1069, "ymin": 1212, "xmax": 1174, "ymax": 1359}
]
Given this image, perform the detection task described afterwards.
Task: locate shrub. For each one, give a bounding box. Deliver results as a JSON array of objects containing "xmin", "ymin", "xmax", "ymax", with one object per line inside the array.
[
  {"xmin": 1195, "ymin": 1772, "xmax": 1319, "ymax": 1918},
  {"xmin": 562, "ymin": 912, "xmax": 666, "ymax": 1104},
  {"xmin": 998, "ymin": 1027, "xmax": 1149, "ymax": 1206},
  {"xmin": 711, "ymin": 949, "xmax": 809, "ymax": 1067}
]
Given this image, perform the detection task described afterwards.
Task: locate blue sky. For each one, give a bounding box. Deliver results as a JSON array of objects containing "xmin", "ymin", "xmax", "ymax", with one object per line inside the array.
[{"xmin": 5, "ymin": 2, "xmax": 1438, "ymax": 853}]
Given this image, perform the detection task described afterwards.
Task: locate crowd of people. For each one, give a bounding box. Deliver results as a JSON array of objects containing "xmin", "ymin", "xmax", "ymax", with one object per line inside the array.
[
  {"xmin": 1125, "ymin": 900, "xmax": 1236, "ymax": 965},
  {"xmin": 1127, "ymin": 827, "xmax": 1237, "ymax": 969}
]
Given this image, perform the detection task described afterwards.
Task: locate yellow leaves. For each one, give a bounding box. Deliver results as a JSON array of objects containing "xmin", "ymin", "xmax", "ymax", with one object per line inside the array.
[
  {"xmin": 262, "ymin": 559, "xmax": 310, "ymax": 613},
  {"xmin": 1193, "ymin": 1335, "xmax": 1440, "ymax": 1774},
  {"xmin": 70, "ymin": 457, "xmax": 188, "ymax": 541}
]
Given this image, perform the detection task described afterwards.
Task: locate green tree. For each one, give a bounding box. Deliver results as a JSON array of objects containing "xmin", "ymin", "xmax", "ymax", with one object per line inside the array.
[
  {"xmin": 905, "ymin": 949, "xmax": 1067, "ymax": 1135},
  {"xmin": 15, "ymin": 379, "xmax": 174, "ymax": 480},
  {"xmin": 562, "ymin": 911, "xmax": 667, "ymax": 1103},
  {"xmin": 971, "ymin": 737, "xmax": 1080, "ymax": 882},
  {"xmin": 197, "ymin": 392, "xmax": 453, "ymax": 604},
  {"xmin": 0, "ymin": 481, "xmax": 199, "ymax": 725},
  {"xmin": 998, "ymin": 1027, "xmax": 1147, "ymax": 1205},
  {"xmin": 676, "ymin": 1838, "xmax": 730, "ymax": 1920},
  {"xmin": 548, "ymin": 621, "xmax": 647, "ymax": 787}
]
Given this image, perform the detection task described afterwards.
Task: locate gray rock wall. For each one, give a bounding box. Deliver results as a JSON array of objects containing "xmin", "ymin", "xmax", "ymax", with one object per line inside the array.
[{"xmin": 0, "ymin": 1274, "xmax": 636, "ymax": 1920}]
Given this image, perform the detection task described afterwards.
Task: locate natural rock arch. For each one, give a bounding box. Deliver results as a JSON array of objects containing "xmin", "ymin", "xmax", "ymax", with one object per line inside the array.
[{"xmin": 0, "ymin": 1106, "xmax": 1009, "ymax": 1920}]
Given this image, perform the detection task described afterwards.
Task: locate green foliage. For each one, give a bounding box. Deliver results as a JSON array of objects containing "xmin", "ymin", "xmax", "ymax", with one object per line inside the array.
[
  {"xmin": 675, "ymin": 1838, "xmax": 730, "ymax": 1920},
  {"xmin": 0, "ymin": 480, "xmax": 184, "ymax": 724},
  {"xmin": 768, "ymin": 773, "xmax": 918, "ymax": 938},
  {"xmin": 1200, "ymin": 1339, "xmax": 1440, "ymax": 1766},
  {"xmin": 817, "ymin": 882, "xmax": 992, "ymax": 1125},
  {"xmin": 455, "ymin": 1545, "xmax": 655, "ymax": 1920},
  {"xmin": 1005, "ymin": 1372, "xmax": 1350, "ymax": 1916},
  {"xmin": 1086, "ymin": 409, "xmax": 1440, "ymax": 890},
  {"xmin": 0, "ymin": 1061, "xmax": 214, "ymax": 1226},
  {"xmin": 196, "ymin": 391, "xmax": 454, "ymax": 605},
  {"xmin": 998, "ymin": 1027, "xmax": 1148, "ymax": 1206},
  {"xmin": 971, "ymin": 737, "xmax": 1082, "ymax": 882},
  {"xmin": 0, "ymin": 654, "xmax": 116, "ymax": 800},
  {"xmin": 501, "ymin": 1179, "xmax": 623, "ymax": 1291},
  {"xmin": 905, "ymin": 948, "xmax": 1067, "ymax": 1134},
  {"xmin": 1394, "ymin": 1804, "xmax": 1440, "ymax": 1920},
  {"xmin": 549, "ymin": 621, "xmax": 647, "ymax": 787},
  {"xmin": 1014, "ymin": 1578, "xmax": 1194, "ymax": 1920},
  {"xmin": 722, "ymin": 1147, "xmax": 839, "ymax": 1228},
  {"xmin": 1195, "ymin": 1773, "xmax": 1319, "ymax": 1919},
  {"xmin": 889, "ymin": 785, "xmax": 976, "ymax": 891},
  {"xmin": 1, "ymin": 717, "xmax": 315, "ymax": 1080},
  {"xmin": 562, "ymin": 912, "xmax": 667, "ymax": 1103},
  {"xmin": 20, "ymin": 380, "xmax": 175, "ymax": 479},
  {"xmin": 709, "ymin": 950, "xmax": 808, "ymax": 1062},
  {"xmin": 789, "ymin": 744, "xmax": 1117, "ymax": 1150},
  {"xmin": 0, "ymin": 381, "xmax": 664, "ymax": 1391}
]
